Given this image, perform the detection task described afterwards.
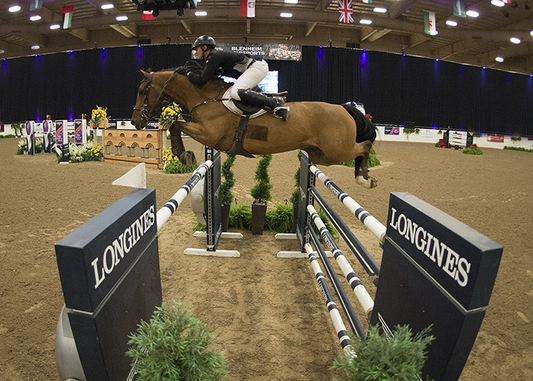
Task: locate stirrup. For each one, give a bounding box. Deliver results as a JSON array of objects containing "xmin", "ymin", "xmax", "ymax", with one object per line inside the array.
[{"xmin": 273, "ymin": 106, "xmax": 289, "ymax": 121}]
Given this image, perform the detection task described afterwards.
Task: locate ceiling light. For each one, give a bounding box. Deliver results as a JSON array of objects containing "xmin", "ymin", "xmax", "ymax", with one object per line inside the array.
[
  {"xmin": 0, "ymin": 49, "xmax": 4, "ymax": 54},
  {"xmin": 284, "ymin": 0, "xmax": 299, "ymax": 3},
  {"xmin": 31, "ymin": 45, "xmax": 40, "ymax": 50},
  {"xmin": 116, "ymin": 15, "xmax": 128, "ymax": 21},
  {"xmin": 373, "ymin": 7, "xmax": 387, "ymax": 13},
  {"xmin": 491, "ymin": 0, "xmax": 505, "ymax": 7},
  {"xmin": 30, "ymin": 15, "xmax": 42, "ymax": 21},
  {"xmin": 8, "ymin": 5, "xmax": 21, "ymax": 12},
  {"xmin": 50, "ymin": 24, "xmax": 60, "ymax": 30},
  {"xmin": 531, "ymin": 31, "xmax": 533, "ymax": 37},
  {"xmin": 466, "ymin": 10, "xmax": 479, "ymax": 17},
  {"xmin": 510, "ymin": 37, "xmax": 521, "ymax": 44},
  {"xmin": 101, "ymin": 4, "xmax": 114, "ymax": 10},
  {"xmin": 195, "ymin": 10, "xmax": 207, "ymax": 16},
  {"xmin": 360, "ymin": 19, "xmax": 373, "ymax": 25},
  {"xmin": 495, "ymin": 56, "xmax": 504, "ymax": 63},
  {"xmin": 280, "ymin": 12, "xmax": 293, "ymax": 18},
  {"xmin": 446, "ymin": 20, "xmax": 458, "ymax": 27}
]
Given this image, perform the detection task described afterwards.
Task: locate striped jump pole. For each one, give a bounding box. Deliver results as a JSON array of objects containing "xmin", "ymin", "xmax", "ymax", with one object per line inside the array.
[
  {"xmin": 304, "ymin": 243, "xmax": 355, "ymax": 357},
  {"xmin": 309, "ymin": 165, "xmax": 386, "ymax": 244},
  {"xmin": 308, "ymin": 204, "xmax": 374, "ymax": 317},
  {"xmin": 308, "ymin": 227, "xmax": 366, "ymax": 339},
  {"xmin": 156, "ymin": 160, "xmax": 212, "ymax": 230}
]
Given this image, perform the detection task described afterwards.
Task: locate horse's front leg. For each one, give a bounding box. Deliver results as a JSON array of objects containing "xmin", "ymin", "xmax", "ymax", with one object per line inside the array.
[{"xmin": 169, "ymin": 122, "xmax": 197, "ymax": 166}]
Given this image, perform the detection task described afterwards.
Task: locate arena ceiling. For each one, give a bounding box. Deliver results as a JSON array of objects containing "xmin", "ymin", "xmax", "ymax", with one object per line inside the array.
[{"xmin": 1, "ymin": 0, "xmax": 532, "ymax": 75}]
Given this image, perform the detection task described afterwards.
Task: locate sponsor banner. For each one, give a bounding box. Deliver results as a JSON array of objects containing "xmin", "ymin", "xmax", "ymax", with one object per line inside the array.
[
  {"xmin": 384, "ymin": 126, "xmax": 399, "ymax": 135},
  {"xmin": 487, "ymin": 134, "xmax": 504, "ymax": 143},
  {"xmin": 419, "ymin": 129, "xmax": 439, "ymax": 138},
  {"xmin": 216, "ymin": 43, "xmax": 302, "ymax": 61}
]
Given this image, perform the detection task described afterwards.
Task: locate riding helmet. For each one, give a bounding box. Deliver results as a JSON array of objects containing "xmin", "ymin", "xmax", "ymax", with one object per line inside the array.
[{"xmin": 192, "ymin": 35, "xmax": 216, "ymax": 49}]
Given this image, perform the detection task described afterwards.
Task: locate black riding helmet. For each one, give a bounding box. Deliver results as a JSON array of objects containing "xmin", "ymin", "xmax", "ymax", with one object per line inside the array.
[{"xmin": 192, "ymin": 35, "xmax": 216, "ymax": 50}]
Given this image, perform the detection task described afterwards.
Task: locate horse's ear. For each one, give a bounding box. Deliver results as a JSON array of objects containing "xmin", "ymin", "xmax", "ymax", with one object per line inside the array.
[{"xmin": 140, "ymin": 69, "xmax": 149, "ymax": 78}]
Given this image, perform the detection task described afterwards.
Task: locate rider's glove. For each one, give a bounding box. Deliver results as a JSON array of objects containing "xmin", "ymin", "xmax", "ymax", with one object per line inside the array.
[{"xmin": 186, "ymin": 71, "xmax": 201, "ymax": 85}]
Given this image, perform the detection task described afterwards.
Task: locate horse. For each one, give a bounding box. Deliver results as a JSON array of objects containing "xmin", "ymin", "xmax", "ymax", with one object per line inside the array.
[{"xmin": 130, "ymin": 62, "xmax": 377, "ymax": 188}]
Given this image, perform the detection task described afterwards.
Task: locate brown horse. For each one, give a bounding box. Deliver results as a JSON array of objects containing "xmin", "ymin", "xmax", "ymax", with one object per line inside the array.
[{"xmin": 130, "ymin": 63, "xmax": 377, "ymax": 188}]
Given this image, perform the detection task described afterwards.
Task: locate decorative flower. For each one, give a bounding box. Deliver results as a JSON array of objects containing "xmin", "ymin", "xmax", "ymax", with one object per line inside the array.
[
  {"xmin": 90, "ymin": 144, "xmax": 104, "ymax": 161},
  {"xmin": 160, "ymin": 102, "xmax": 183, "ymax": 127},
  {"xmin": 162, "ymin": 148, "xmax": 178, "ymax": 162},
  {"xmin": 91, "ymin": 106, "xmax": 108, "ymax": 126}
]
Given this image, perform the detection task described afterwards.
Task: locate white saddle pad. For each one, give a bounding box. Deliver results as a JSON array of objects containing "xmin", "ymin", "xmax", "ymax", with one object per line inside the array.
[{"xmin": 222, "ymin": 86, "xmax": 268, "ymax": 118}]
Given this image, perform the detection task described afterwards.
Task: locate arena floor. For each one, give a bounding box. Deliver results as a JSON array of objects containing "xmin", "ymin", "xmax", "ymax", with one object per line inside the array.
[{"xmin": 0, "ymin": 137, "xmax": 531, "ymax": 380}]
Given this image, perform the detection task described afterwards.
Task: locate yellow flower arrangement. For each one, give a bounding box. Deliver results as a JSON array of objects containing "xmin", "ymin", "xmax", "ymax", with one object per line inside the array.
[
  {"xmin": 90, "ymin": 144, "xmax": 104, "ymax": 161},
  {"xmin": 162, "ymin": 148, "xmax": 178, "ymax": 162},
  {"xmin": 160, "ymin": 102, "xmax": 183, "ymax": 128},
  {"xmin": 91, "ymin": 106, "xmax": 108, "ymax": 126}
]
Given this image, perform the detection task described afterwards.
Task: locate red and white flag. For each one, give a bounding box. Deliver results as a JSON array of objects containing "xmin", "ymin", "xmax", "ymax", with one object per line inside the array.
[
  {"xmin": 240, "ymin": 0, "xmax": 255, "ymax": 18},
  {"xmin": 142, "ymin": 10, "xmax": 156, "ymax": 20}
]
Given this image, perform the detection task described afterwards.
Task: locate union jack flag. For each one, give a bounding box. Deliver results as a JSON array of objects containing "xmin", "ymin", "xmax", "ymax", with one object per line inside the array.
[{"xmin": 338, "ymin": 0, "xmax": 354, "ymax": 24}]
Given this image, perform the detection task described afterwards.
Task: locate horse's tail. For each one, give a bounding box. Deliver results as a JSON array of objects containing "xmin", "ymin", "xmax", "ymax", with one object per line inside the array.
[{"xmin": 341, "ymin": 104, "xmax": 377, "ymax": 143}]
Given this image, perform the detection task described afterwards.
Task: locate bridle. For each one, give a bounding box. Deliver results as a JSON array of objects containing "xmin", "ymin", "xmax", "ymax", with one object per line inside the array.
[
  {"xmin": 133, "ymin": 69, "xmax": 230, "ymax": 123},
  {"xmin": 133, "ymin": 71, "xmax": 177, "ymax": 123}
]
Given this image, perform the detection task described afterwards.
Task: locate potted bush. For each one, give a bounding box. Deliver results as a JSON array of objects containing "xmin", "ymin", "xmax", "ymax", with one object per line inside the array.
[
  {"xmin": 250, "ymin": 154, "xmax": 272, "ymax": 235},
  {"xmin": 331, "ymin": 324, "xmax": 434, "ymax": 381},
  {"xmin": 220, "ymin": 153, "xmax": 236, "ymax": 232},
  {"xmin": 127, "ymin": 301, "xmax": 228, "ymax": 381}
]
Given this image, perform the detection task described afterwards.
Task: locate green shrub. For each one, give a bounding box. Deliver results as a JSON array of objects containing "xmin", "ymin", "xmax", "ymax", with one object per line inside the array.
[
  {"xmin": 251, "ymin": 154, "xmax": 273, "ymax": 203},
  {"xmin": 462, "ymin": 147, "xmax": 483, "ymax": 155},
  {"xmin": 265, "ymin": 203, "xmax": 293, "ymax": 233},
  {"xmin": 504, "ymin": 146, "xmax": 533, "ymax": 152},
  {"xmin": 164, "ymin": 161, "xmax": 198, "ymax": 174},
  {"xmin": 127, "ymin": 301, "xmax": 228, "ymax": 381},
  {"xmin": 220, "ymin": 154, "xmax": 236, "ymax": 205},
  {"xmin": 229, "ymin": 204, "xmax": 252, "ymax": 230},
  {"xmin": 332, "ymin": 324, "xmax": 434, "ymax": 381}
]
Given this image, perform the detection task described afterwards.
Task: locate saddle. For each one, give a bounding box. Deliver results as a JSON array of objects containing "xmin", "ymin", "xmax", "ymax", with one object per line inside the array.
[{"xmin": 223, "ymin": 86, "xmax": 288, "ymax": 157}]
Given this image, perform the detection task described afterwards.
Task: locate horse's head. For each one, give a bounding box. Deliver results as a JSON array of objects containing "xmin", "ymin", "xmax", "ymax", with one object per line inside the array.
[{"xmin": 131, "ymin": 70, "xmax": 174, "ymax": 130}]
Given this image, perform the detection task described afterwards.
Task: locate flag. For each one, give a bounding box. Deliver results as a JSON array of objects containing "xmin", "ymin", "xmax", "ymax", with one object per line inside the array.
[
  {"xmin": 453, "ymin": 0, "xmax": 466, "ymax": 18},
  {"xmin": 62, "ymin": 5, "xmax": 73, "ymax": 29},
  {"xmin": 338, "ymin": 0, "xmax": 354, "ymax": 24},
  {"xmin": 240, "ymin": 0, "xmax": 255, "ymax": 18},
  {"xmin": 29, "ymin": 0, "xmax": 43, "ymax": 11},
  {"xmin": 142, "ymin": 10, "xmax": 156, "ymax": 20},
  {"xmin": 424, "ymin": 11, "xmax": 437, "ymax": 35}
]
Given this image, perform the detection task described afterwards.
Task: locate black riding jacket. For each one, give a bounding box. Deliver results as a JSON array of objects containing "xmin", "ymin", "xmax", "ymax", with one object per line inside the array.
[{"xmin": 187, "ymin": 50, "xmax": 255, "ymax": 86}]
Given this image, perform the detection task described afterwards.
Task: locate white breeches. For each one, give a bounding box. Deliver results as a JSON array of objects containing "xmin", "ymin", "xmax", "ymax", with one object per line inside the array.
[{"xmin": 230, "ymin": 60, "xmax": 269, "ymax": 100}]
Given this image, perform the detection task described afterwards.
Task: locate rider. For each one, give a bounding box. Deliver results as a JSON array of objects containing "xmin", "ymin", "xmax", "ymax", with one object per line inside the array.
[{"xmin": 186, "ymin": 35, "xmax": 289, "ymax": 121}]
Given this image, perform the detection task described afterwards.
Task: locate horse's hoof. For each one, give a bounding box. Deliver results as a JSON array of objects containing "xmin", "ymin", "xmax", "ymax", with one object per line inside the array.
[
  {"xmin": 356, "ymin": 175, "xmax": 378, "ymax": 189},
  {"xmin": 179, "ymin": 151, "xmax": 197, "ymax": 166}
]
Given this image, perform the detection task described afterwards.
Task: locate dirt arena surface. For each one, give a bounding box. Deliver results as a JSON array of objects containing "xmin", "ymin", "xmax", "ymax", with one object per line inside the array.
[{"xmin": 0, "ymin": 137, "xmax": 531, "ymax": 380}]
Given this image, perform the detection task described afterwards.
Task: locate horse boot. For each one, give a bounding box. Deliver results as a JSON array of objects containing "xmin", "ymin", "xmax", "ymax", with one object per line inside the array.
[{"xmin": 237, "ymin": 89, "xmax": 289, "ymax": 121}]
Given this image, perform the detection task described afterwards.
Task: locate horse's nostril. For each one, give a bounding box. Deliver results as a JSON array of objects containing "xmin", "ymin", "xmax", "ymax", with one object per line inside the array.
[{"xmin": 131, "ymin": 121, "xmax": 136, "ymax": 125}]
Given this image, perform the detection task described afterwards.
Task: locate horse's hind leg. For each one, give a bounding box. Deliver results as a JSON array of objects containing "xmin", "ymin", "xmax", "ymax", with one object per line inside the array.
[{"xmin": 354, "ymin": 140, "xmax": 377, "ymax": 189}]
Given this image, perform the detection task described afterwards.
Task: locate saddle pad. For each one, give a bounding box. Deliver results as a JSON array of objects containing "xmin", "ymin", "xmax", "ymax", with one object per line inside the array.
[{"xmin": 222, "ymin": 86, "xmax": 268, "ymax": 118}]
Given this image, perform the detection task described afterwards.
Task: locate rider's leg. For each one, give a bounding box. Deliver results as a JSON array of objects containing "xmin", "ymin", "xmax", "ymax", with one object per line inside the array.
[
  {"xmin": 231, "ymin": 61, "xmax": 289, "ymax": 121},
  {"xmin": 231, "ymin": 60, "xmax": 268, "ymax": 99}
]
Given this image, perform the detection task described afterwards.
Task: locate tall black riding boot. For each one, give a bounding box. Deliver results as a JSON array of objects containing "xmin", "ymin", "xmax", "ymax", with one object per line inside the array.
[{"xmin": 237, "ymin": 89, "xmax": 289, "ymax": 121}]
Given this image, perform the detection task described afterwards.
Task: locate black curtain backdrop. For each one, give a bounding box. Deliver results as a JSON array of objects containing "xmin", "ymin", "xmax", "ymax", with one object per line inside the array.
[{"xmin": 1, "ymin": 44, "xmax": 531, "ymax": 136}]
